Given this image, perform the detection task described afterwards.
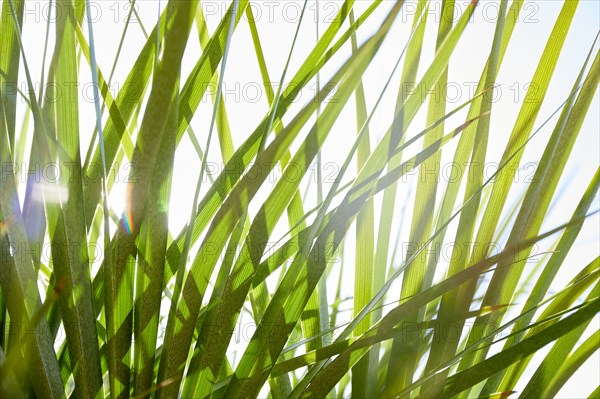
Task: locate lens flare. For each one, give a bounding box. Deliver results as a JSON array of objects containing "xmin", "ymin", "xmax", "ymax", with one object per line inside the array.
[{"xmin": 122, "ymin": 202, "xmax": 134, "ymax": 234}]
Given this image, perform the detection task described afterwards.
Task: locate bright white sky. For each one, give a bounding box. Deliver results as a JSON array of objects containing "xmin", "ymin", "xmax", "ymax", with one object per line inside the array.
[{"xmin": 5, "ymin": 0, "xmax": 600, "ymax": 397}]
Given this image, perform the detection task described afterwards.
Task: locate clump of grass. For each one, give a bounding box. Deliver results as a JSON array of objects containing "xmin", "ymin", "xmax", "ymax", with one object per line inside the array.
[{"xmin": 0, "ymin": 0, "xmax": 598, "ymax": 398}]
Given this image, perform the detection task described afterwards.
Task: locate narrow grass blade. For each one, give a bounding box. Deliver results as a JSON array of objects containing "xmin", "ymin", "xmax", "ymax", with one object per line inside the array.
[
  {"xmin": 349, "ymin": 9, "xmax": 376, "ymax": 397},
  {"xmin": 0, "ymin": 0, "xmax": 23, "ymax": 148}
]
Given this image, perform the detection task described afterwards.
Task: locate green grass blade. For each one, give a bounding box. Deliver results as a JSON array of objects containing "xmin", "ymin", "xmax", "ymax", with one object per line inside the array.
[
  {"xmin": 0, "ymin": 0, "xmax": 23, "ymax": 148},
  {"xmin": 45, "ymin": 1, "xmax": 103, "ymax": 396},
  {"xmin": 391, "ymin": 0, "xmax": 456, "ymax": 389},
  {"xmin": 348, "ymin": 9, "xmax": 376, "ymax": 397},
  {"xmin": 132, "ymin": 81, "xmax": 179, "ymax": 398},
  {"xmin": 376, "ymin": 0, "xmax": 429, "ymax": 388},
  {"xmin": 156, "ymin": 2, "xmax": 239, "ymax": 396}
]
